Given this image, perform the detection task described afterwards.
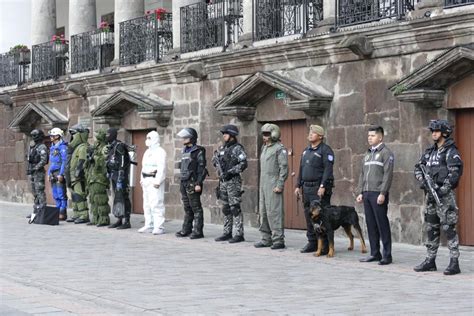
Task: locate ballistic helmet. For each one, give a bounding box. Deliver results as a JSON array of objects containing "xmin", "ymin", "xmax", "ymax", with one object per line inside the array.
[
  {"xmin": 261, "ymin": 123, "xmax": 281, "ymax": 141},
  {"xmin": 428, "ymin": 120, "xmax": 452, "ymax": 137},
  {"xmin": 220, "ymin": 124, "xmax": 239, "ymax": 137},
  {"xmin": 177, "ymin": 127, "xmax": 198, "ymax": 143},
  {"xmin": 48, "ymin": 127, "xmax": 64, "ymax": 137},
  {"xmin": 69, "ymin": 124, "xmax": 88, "ymax": 135},
  {"xmin": 30, "ymin": 129, "xmax": 44, "ymax": 142}
]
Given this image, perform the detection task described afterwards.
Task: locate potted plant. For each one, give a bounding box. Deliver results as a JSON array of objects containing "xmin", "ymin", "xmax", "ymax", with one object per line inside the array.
[
  {"xmin": 9, "ymin": 44, "xmax": 31, "ymax": 64},
  {"xmin": 51, "ymin": 34, "xmax": 68, "ymax": 54}
]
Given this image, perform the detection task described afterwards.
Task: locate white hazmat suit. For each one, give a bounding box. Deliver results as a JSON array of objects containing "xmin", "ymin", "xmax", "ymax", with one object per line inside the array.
[{"xmin": 138, "ymin": 131, "xmax": 167, "ymax": 234}]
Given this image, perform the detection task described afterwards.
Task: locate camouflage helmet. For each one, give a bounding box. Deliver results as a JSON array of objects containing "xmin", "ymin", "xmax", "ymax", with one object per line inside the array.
[
  {"xmin": 95, "ymin": 129, "xmax": 107, "ymax": 143},
  {"xmin": 428, "ymin": 119, "xmax": 452, "ymax": 137},
  {"xmin": 261, "ymin": 123, "xmax": 281, "ymax": 141},
  {"xmin": 30, "ymin": 129, "xmax": 44, "ymax": 142}
]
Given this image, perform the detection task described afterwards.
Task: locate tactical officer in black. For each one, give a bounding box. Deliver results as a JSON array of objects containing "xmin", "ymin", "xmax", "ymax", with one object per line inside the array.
[
  {"xmin": 27, "ymin": 129, "xmax": 49, "ymax": 217},
  {"xmin": 294, "ymin": 125, "xmax": 334, "ymax": 254},
  {"xmin": 213, "ymin": 124, "xmax": 248, "ymax": 243},
  {"xmin": 106, "ymin": 128, "xmax": 132, "ymax": 230},
  {"xmin": 175, "ymin": 127, "xmax": 208, "ymax": 239},
  {"xmin": 414, "ymin": 120, "xmax": 463, "ymax": 275}
]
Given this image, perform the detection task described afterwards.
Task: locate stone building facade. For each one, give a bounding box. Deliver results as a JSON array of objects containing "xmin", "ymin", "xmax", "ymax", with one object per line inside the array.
[{"xmin": 0, "ymin": 0, "xmax": 473, "ymax": 246}]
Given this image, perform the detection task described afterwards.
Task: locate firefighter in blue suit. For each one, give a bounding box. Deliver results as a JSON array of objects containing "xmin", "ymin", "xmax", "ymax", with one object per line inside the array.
[{"xmin": 48, "ymin": 127, "xmax": 69, "ymax": 220}]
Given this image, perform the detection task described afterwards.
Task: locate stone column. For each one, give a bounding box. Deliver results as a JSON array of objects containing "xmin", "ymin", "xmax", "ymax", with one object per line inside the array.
[
  {"xmin": 69, "ymin": 0, "xmax": 97, "ymax": 38},
  {"xmin": 113, "ymin": 0, "xmax": 144, "ymax": 65},
  {"xmin": 31, "ymin": 0, "xmax": 57, "ymax": 45},
  {"xmin": 317, "ymin": 0, "xmax": 336, "ymax": 31},
  {"xmin": 239, "ymin": 0, "xmax": 253, "ymax": 42},
  {"xmin": 172, "ymin": 0, "xmax": 206, "ymax": 52}
]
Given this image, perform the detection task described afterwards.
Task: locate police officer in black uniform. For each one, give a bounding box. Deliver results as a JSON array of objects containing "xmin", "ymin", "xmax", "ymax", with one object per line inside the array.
[
  {"xmin": 27, "ymin": 129, "xmax": 49, "ymax": 218},
  {"xmin": 106, "ymin": 128, "xmax": 132, "ymax": 230},
  {"xmin": 175, "ymin": 127, "xmax": 208, "ymax": 239},
  {"xmin": 294, "ymin": 125, "xmax": 334, "ymax": 254},
  {"xmin": 414, "ymin": 120, "xmax": 463, "ymax": 275}
]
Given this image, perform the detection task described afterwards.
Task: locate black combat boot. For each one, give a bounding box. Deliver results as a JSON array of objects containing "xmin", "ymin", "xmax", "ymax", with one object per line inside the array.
[
  {"xmin": 443, "ymin": 258, "xmax": 461, "ymax": 275},
  {"xmin": 190, "ymin": 232, "xmax": 204, "ymax": 239},
  {"xmin": 300, "ymin": 242, "xmax": 317, "ymax": 253},
  {"xmin": 117, "ymin": 217, "xmax": 131, "ymax": 230},
  {"xmin": 215, "ymin": 233, "xmax": 232, "ymax": 242},
  {"xmin": 228, "ymin": 235, "xmax": 245, "ymax": 243},
  {"xmin": 175, "ymin": 230, "xmax": 192, "ymax": 237},
  {"xmin": 108, "ymin": 218, "xmax": 123, "ymax": 228},
  {"xmin": 413, "ymin": 257, "xmax": 437, "ymax": 272}
]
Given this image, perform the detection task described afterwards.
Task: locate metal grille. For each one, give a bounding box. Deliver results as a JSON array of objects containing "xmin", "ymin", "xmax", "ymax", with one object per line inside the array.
[
  {"xmin": 119, "ymin": 12, "xmax": 173, "ymax": 66},
  {"xmin": 180, "ymin": 0, "xmax": 243, "ymax": 54},
  {"xmin": 70, "ymin": 30, "xmax": 114, "ymax": 74},
  {"xmin": 336, "ymin": 0, "xmax": 415, "ymax": 27},
  {"xmin": 31, "ymin": 42, "xmax": 68, "ymax": 82},
  {"xmin": 0, "ymin": 53, "xmax": 19, "ymax": 87},
  {"xmin": 445, "ymin": 0, "xmax": 473, "ymax": 7},
  {"xmin": 254, "ymin": 0, "xmax": 323, "ymax": 41}
]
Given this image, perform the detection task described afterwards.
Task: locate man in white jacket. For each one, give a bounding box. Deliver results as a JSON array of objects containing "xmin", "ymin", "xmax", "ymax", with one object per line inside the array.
[{"xmin": 138, "ymin": 131, "xmax": 167, "ymax": 235}]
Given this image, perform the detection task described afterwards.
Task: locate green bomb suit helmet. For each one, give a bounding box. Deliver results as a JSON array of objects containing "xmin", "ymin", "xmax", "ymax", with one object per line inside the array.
[{"xmin": 261, "ymin": 123, "xmax": 281, "ymax": 141}]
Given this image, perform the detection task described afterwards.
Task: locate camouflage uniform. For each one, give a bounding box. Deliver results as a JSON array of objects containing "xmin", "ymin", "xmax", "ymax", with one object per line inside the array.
[
  {"xmin": 27, "ymin": 130, "xmax": 48, "ymax": 215},
  {"xmin": 68, "ymin": 125, "xmax": 90, "ymax": 223},
  {"xmin": 257, "ymin": 124, "xmax": 289, "ymax": 248},
  {"xmin": 214, "ymin": 137, "xmax": 248, "ymax": 240},
  {"xmin": 414, "ymin": 138, "xmax": 463, "ymax": 260},
  {"xmin": 86, "ymin": 129, "xmax": 110, "ymax": 226}
]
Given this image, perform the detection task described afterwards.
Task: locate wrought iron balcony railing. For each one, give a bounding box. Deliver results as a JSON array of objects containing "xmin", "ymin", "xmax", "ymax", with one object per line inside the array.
[
  {"xmin": 119, "ymin": 12, "xmax": 173, "ymax": 66},
  {"xmin": 336, "ymin": 0, "xmax": 415, "ymax": 27},
  {"xmin": 180, "ymin": 0, "xmax": 243, "ymax": 54},
  {"xmin": 445, "ymin": 0, "xmax": 473, "ymax": 7},
  {"xmin": 254, "ymin": 0, "xmax": 323, "ymax": 41},
  {"xmin": 0, "ymin": 53, "xmax": 20, "ymax": 87},
  {"xmin": 31, "ymin": 41, "xmax": 68, "ymax": 82},
  {"xmin": 70, "ymin": 30, "xmax": 114, "ymax": 74}
]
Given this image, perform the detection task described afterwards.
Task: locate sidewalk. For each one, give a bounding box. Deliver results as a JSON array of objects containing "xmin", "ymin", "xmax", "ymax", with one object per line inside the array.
[{"xmin": 0, "ymin": 201, "xmax": 473, "ymax": 315}]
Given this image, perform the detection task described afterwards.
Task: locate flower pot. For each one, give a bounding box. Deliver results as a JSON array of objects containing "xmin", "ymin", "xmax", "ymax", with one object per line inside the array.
[
  {"xmin": 13, "ymin": 50, "xmax": 31, "ymax": 64},
  {"xmin": 52, "ymin": 43, "xmax": 68, "ymax": 54}
]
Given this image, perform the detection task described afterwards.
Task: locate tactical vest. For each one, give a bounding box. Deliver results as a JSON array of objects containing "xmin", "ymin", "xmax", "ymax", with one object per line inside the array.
[{"xmin": 218, "ymin": 143, "xmax": 241, "ymax": 173}]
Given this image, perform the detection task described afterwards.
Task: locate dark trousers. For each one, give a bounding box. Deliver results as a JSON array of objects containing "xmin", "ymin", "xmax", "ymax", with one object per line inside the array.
[
  {"xmin": 180, "ymin": 181, "xmax": 204, "ymax": 234},
  {"xmin": 303, "ymin": 184, "xmax": 331, "ymax": 246},
  {"xmin": 363, "ymin": 191, "xmax": 392, "ymax": 259},
  {"xmin": 111, "ymin": 179, "xmax": 131, "ymax": 219}
]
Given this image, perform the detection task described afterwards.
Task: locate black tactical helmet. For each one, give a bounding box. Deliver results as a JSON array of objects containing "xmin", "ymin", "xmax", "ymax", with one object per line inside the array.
[
  {"xmin": 69, "ymin": 124, "xmax": 88, "ymax": 135},
  {"xmin": 30, "ymin": 129, "xmax": 44, "ymax": 142},
  {"xmin": 428, "ymin": 120, "xmax": 452, "ymax": 137},
  {"xmin": 220, "ymin": 124, "xmax": 239, "ymax": 136},
  {"xmin": 177, "ymin": 127, "xmax": 198, "ymax": 143}
]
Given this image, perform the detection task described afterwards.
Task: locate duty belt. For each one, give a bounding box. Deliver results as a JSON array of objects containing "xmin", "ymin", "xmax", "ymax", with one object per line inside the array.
[
  {"xmin": 303, "ymin": 181, "xmax": 320, "ymax": 187},
  {"xmin": 142, "ymin": 171, "xmax": 157, "ymax": 178}
]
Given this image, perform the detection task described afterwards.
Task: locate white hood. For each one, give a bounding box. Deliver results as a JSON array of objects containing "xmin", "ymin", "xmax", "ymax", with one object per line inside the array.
[{"xmin": 145, "ymin": 131, "xmax": 160, "ymax": 148}]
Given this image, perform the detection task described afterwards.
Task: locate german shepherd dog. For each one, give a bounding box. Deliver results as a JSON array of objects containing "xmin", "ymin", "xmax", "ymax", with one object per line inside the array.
[{"xmin": 310, "ymin": 200, "xmax": 367, "ymax": 257}]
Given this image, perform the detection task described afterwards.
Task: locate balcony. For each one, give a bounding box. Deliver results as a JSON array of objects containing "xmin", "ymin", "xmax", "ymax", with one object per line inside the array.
[
  {"xmin": 119, "ymin": 11, "xmax": 173, "ymax": 66},
  {"xmin": 180, "ymin": 0, "xmax": 243, "ymax": 54},
  {"xmin": 70, "ymin": 29, "xmax": 114, "ymax": 74},
  {"xmin": 444, "ymin": 0, "xmax": 474, "ymax": 7},
  {"xmin": 31, "ymin": 41, "xmax": 68, "ymax": 82},
  {"xmin": 336, "ymin": 0, "xmax": 415, "ymax": 27},
  {"xmin": 254, "ymin": 0, "xmax": 323, "ymax": 41}
]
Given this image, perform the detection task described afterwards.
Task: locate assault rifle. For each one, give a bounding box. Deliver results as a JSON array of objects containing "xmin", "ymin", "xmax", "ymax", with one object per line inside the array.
[
  {"xmin": 212, "ymin": 150, "xmax": 223, "ymax": 199},
  {"xmin": 420, "ymin": 164, "xmax": 442, "ymax": 207}
]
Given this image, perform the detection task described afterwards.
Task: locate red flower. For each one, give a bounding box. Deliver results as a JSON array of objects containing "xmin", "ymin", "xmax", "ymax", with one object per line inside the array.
[{"xmin": 155, "ymin": 8, "xmax": 166, "ymax": 20}]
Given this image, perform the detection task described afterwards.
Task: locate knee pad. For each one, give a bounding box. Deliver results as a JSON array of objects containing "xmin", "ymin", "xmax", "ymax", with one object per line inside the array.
[
  {"xmin": 222, "ymin": 204, "xmax": 231, "ymax": 216},
  {"xmin": 230, "ymin": 205, "xmax": 241, "ymax": 217}
]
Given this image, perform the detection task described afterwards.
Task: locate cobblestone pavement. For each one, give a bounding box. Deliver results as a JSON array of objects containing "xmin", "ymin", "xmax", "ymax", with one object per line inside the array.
[{"xmin": 0, "ymin": 201, "xmax": 473, "ymax": 315}]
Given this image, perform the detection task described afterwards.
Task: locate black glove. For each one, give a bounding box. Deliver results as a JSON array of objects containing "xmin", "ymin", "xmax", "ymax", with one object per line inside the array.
[{"xmin": 221, "ymin": 172, "xmax": 233, "ymax": 181}]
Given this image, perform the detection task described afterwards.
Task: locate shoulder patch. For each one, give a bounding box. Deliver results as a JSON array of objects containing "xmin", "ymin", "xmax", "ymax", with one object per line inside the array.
[
  {"xmin": 389, "ymin": 155, "xmax": 394, "ymax": 163},
  {"xmin": 328, "ymin": 154, "xmax": 334, "ymax": 162}
]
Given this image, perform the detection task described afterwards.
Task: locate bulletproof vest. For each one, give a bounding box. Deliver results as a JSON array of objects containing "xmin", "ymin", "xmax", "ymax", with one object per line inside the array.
[
  {"xmin": 426, "ymin": 145, "xmax": 452, "ymax": 186},
  {"xmin": 301, "ymin": 146, "xmax": 325, "ymax": 182},
  {"xmin": 107, "ymin": 141, "xmax": 130, "ymax": 172},
  {"xmin": 180, "ymin": 151, "xmax": 193, "ymax": 181},
  {"xmin": 218, "ymin": 143, "xmax": 240, "ymax": 173},
  {"xmin": 29, "ymin": 143, "xmax": 48, "ymax": 166}
]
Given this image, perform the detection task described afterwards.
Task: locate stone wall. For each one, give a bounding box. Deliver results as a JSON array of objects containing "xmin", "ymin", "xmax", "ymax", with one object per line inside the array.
[{"xmin": 1, "ymin": 8, "xmax": 473, "ymax": 244}]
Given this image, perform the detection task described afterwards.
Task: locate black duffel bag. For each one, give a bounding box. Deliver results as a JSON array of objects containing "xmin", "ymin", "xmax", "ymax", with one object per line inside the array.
[{"xmin": 30, "ymin": 206, "xmax": 59, "ymax": 225}]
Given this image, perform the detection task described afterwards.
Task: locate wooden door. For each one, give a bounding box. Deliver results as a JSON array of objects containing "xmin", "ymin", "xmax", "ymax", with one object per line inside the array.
[
  {"xmin": 455, "ymin": 109, "xmax": 474, "ymax": 246},
  {"xmin": 278, "ymin": 120, "xmax": 307, "ymax": 230},
  {"xmin": 131, "ymin": 130, "xmax": 154, "ymax": 214}
]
